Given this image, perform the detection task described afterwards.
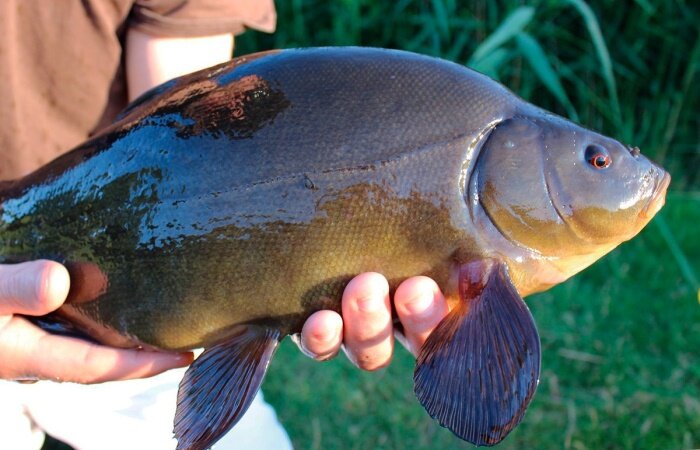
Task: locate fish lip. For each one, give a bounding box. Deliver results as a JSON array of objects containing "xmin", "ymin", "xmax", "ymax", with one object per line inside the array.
[{"xmin": 640, "ymin": 171, "xmax": 671, "ymax": 220}]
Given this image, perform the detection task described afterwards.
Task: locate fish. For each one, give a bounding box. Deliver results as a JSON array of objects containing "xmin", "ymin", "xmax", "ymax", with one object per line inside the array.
[{"xmin": 0, "ymin": 47, "xmax": 670, "ymax": 449}]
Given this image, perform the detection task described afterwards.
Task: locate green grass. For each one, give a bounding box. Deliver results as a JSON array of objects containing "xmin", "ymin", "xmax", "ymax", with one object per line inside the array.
[{"xmin": 235, "ymin": 1, "xmax": 700, "ymax": 448}]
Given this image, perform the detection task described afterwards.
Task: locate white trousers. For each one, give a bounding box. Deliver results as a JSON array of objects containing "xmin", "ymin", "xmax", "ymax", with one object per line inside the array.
[{"xmin": 0, "ymin": 368, "xmax": 292, "ymax": 450}]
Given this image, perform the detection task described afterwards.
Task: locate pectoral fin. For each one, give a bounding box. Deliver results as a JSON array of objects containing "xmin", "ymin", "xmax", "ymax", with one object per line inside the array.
[
  {"xmin": 174, "ymin": 325, "xmax": 281, "ymax": 450},
  {"xmin": 414, "ymin": 259, "xmax": 540, "ymax": 446}
]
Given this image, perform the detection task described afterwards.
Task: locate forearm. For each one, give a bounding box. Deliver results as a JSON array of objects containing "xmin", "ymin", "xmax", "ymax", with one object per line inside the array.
[{"xmin": 125, "ymin": 29, "xmax": 234, "ymax": 100}]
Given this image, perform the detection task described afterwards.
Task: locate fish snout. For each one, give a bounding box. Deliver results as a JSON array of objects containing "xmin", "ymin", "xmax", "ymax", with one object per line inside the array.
[{"xmin": 640, "ymin": 169, "xmax": 671, "ymax": 220}]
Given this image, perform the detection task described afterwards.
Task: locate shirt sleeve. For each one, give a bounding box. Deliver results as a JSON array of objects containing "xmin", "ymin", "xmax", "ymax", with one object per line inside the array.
[{"xmin": 130, "ymin": 0, "xmax": 276, "ymax": 37}]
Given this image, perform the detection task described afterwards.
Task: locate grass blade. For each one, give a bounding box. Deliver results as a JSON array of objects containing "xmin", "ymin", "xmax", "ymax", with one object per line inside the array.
[
  {"xmin": 515, "ymin": 32, "xmax": 579, "ymax": 120},
  {"xmin": 656, "ymin": 33, "xmax": 700, "ymax": 163},
  {"xmin": 566, "ymin": 0, "xmax": 621, "ymax": 125},
  {"xmin": 430, "ymin": 0, "xmax": 450, "ymax": 40},
  {"xmin": 444, "ymin": 30, "xmax": 470, "ymax": 63},
  {"xmin": 469, "ymin": 47, "xmax": 511, "ymax": 79},
  {"xmin": 653, "ymin": 215, "xmax": 700, "ymax": 302},
  {"xmin": 469, "ymin": 6, "xmax": 535, "ymax": 65}
]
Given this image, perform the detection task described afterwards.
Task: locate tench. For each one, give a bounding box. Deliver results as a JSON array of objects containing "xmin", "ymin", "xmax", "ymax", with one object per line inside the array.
[{"xmin": 0, "ymin": 48, "xmax": 670, "ymax": 449}]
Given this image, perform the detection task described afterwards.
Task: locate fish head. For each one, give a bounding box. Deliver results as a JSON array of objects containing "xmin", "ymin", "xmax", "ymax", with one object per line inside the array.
[{"xmin": 473, "ymin": 113, "xmax": 670, "ymax": 285}]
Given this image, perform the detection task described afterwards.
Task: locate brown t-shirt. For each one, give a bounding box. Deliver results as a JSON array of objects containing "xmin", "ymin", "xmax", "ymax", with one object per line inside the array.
[{"xmin": 0, "ymin": 0, "xmax": 276, "ymax": 180}]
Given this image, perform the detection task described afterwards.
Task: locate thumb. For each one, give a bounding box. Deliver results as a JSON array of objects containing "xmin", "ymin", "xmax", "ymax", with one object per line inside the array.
[{"xmin": 0, "ymin": 261, "xmax": 70, "ymax": 316}]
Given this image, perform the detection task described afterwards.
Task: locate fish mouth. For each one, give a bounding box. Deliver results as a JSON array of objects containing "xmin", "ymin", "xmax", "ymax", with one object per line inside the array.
[{"xmin": 640, "ymin": 171, "xmax": 671, "ymax": 220}]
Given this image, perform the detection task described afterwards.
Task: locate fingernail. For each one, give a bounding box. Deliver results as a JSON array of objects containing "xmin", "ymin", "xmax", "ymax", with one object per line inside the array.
[
  {"xmin": 173, "ymin": 352, "xmax": 194, "ymax": 365},
  {"xmin": 356, "ymin": 295, "xmax": 382, "ymax": 313},
  {"xmin": 291, "ymin": 333, "xmax": 317, "ymax": 359},
  {"xmin": 47, "ymin": 264, "xmax": 70, "ymax": 302},
  {"xmin": 315, "ymin": 352, "xmax": 337, "ymax": 362},
  {"xmin": 34, "ymin": 262, "xmax": 69, "ymax": 309},
  {"xmin": 404, "ymin": 291, "xmax": 433, "ymax": 315},
  {"xmin": 312, "ymin": 326, "xmax": 336, "ymax": 343}
]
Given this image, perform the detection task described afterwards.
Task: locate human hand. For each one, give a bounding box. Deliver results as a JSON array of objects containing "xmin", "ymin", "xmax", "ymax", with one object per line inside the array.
[
  {"xmin": 297, "ymin": 273, "xmax": 449, "ymax": 370},
  {"xmin": 0, "ymin": 260, "xmax": 193, "ymax": 383}
]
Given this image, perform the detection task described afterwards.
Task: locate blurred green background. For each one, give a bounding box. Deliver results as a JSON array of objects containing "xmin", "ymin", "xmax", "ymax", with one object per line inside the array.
[{"xmin": 234, "ymin": 1, "xmax": 699, "ymax": 449}]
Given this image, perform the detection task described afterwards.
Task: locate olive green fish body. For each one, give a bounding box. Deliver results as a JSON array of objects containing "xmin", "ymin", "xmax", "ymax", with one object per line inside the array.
[
  {"xmin": 0, "ymin": 48, "xmax": 519, "ymax": 348},
  {"xmin": 0, "ymin": 48, "xmax": 669, "ymax": 449}
]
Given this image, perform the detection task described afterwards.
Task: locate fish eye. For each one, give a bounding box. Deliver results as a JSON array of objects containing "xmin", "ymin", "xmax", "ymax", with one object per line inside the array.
[{"xmin": 585, "ymin": 144, "xmax": 611, "ymax": 169}]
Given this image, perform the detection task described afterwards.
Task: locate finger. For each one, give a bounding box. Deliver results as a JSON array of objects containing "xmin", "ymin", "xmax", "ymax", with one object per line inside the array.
[
  {"xmin": 0, "ymin": 316, "xmax": 193, "ymax": 383},
  {"xmin": 297, "ymin": 310, "xmax": 343, "ymax": 360},
  {"xmin": 341, "ymin": 272, "xmax": 393, "ymax": 371},
  {"xmin": 394, "ymin": 276, "xmax": 449, "ymax": 356},
  {"xmin": 0, "ymin": 261, "xmax": 70, "ymax": 315}
]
